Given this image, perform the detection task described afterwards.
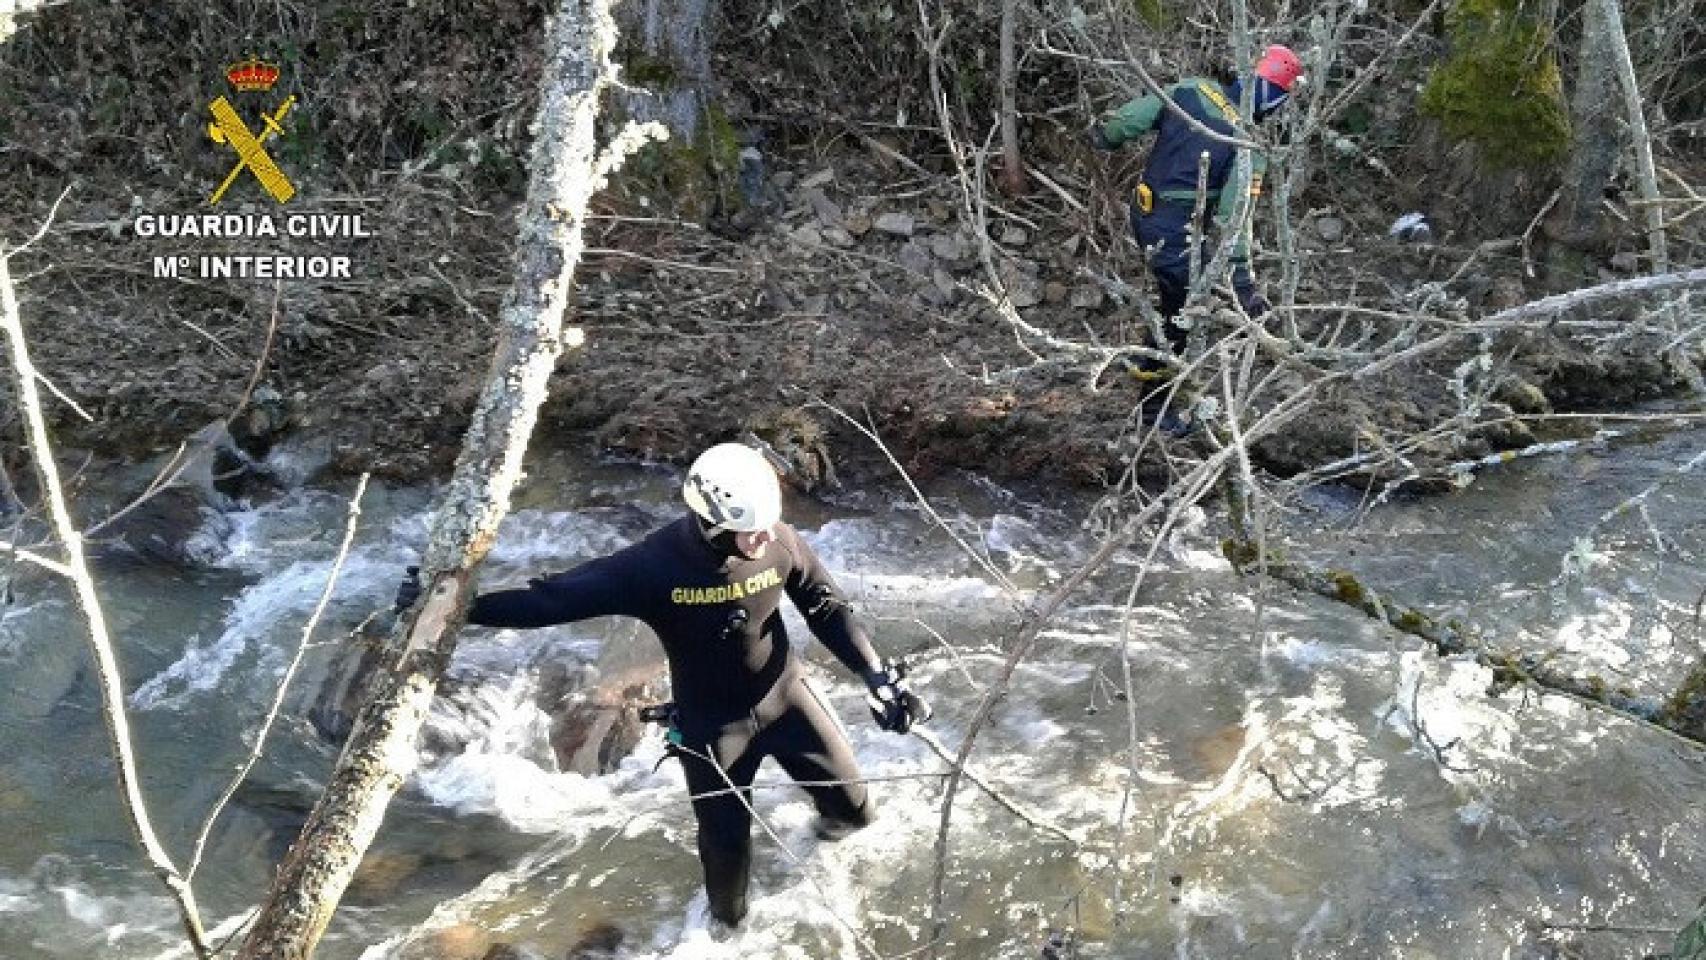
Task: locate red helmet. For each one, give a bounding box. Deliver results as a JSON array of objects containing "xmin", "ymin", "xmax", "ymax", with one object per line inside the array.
[{"xmin": 1256, "ymin": 44, "xmax": 1304, "ymax": 91}]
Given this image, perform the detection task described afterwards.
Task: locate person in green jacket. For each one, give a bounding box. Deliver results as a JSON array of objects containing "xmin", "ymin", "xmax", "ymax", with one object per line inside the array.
[{"xmin": 1089, "ymin": 45, "xmax": 1303, "ymax": 351}]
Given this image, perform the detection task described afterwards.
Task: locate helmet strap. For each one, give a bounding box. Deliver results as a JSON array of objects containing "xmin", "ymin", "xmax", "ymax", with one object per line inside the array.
[{"xmin": 693, "ymin": 513, "xmax": 747, "ymax": 558}]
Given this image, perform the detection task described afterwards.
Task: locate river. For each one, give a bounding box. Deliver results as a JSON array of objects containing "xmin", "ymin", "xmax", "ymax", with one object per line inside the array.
[{"xmin": 0, "ymin": 420, "xmax": 1702, "ymax": 959}]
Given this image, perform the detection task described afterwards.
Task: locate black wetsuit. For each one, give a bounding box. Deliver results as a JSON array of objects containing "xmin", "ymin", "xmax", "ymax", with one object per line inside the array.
[{"xmin": 468, "ymin": 513, "xmax": 884, "ymax": 925}]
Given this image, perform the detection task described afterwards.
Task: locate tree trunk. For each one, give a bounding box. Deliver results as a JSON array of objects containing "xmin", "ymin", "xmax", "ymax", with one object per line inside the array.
[
  {"xmin": 1560, "ymin": 0, "xmax": 1621, "ymax": 248},
  {"xmin": 612, "ymin": 0, "xmax": 715, "ymax": 140},
  {"xmin": 237, "ymin": 2, "xmax": 637, "ymax": 956},
  {"xmin": 1595, "ymin": 0, "xmax": 1667, "ymax": 271},
  {"xmin": 997, "ymin": 0, "xmax": 1026, "ymax": 195}
]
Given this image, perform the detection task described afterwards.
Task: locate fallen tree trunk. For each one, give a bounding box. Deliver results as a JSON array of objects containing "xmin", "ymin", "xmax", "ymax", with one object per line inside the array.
[
  {"xmin": 237, "ymin": 3, "xmax": 662, "ymax": 956},
  {"xmin": 1219, "ymin": 538, "xmax": 1701, "ymax": 747}
]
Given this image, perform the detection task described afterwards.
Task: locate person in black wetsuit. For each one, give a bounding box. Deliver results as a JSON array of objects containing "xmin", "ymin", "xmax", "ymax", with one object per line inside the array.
[{"xmin": 404, "ymin": 442, "xmax": 930, "ymax": 928}]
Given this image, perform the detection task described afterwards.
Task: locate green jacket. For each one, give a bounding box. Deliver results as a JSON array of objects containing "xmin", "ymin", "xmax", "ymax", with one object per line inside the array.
[{"xmin": 1100, "ymin": 78, "xmax": 1266, "ymax": 253}]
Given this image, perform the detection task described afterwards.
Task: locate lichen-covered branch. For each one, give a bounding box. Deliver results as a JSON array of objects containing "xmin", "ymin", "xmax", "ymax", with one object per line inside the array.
[
  {"xmin": 2, "ymin": 251, "xmax": 211, "ymax": 954},
  {"xmin": 237, "ymin": 2, "xmax": 658, "ymax": 956},
  {"xmin": 1218, "ymin": 538, "xmax": 1702, "ymax": 747}
]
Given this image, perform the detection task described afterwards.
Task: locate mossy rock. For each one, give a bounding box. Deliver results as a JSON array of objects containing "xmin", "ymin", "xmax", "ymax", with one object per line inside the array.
[
  {"xmin": 745, "ymin": 408, "xmax": 838, "ymax": 492},
  {"xmin": 1419, "ymin": 0, "xmax": 1570, "ymax": 169}
]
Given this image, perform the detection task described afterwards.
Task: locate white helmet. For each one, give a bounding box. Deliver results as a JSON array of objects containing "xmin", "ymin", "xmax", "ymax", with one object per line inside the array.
[{"xmin": 682, "ymin": 443, "xmax": 782, "ymax": 533}]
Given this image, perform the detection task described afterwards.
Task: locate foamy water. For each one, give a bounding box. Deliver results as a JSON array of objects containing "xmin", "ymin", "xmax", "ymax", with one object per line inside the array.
[{"xmin": 3, "ymin": 428, "xmax": 1705, "ymax": 959}]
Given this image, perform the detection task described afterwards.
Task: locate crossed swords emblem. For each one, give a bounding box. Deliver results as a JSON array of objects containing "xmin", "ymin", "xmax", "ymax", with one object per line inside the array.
[{"xmin": 206, "ymin": 94, "xmax": 297, "ymax": 205}]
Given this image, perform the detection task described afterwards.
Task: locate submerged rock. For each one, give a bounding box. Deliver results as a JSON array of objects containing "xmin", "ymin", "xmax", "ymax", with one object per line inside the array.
[
  {"xmin": 565, "ymin": 921, "xmax": 625, "ymax": 958},
  {"xmin": 538, "ymin": 661, "xmax": 668, "ymax": 775},
  {"xmin": 93, "ymin": 484, "xmax": 233, "ymax": 567},
  {"xmin": 308, "ymin": 633, "xmax": 384, "ymax": 744}
]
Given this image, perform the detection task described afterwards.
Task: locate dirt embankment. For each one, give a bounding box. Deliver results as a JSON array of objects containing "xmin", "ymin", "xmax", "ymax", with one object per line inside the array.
[{"xmin": 1, "ymin": 2, "xmax": 1697, "ymax": 499}]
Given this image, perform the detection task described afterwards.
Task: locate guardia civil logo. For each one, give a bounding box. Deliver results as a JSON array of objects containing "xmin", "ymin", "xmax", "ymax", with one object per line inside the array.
[
  {"xmin": 136, "ymin": 56, "xmax": 375, "ymax": 279},
  {"xmin": 207, "ymin": 57, "xmax": 296, "ymax": 204}
]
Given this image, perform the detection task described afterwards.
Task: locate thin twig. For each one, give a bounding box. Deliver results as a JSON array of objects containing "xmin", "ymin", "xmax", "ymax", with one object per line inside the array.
[
  {"xmin": 1, "ymin": 247, "xmax": 211, "ymax": 955},
  {"xmin": 227, "ymin": 281, "xmax": 282, "ymax": 427},
  {"xmin": 188, "ymin": 474, "xmax": 371, "ymax": 882}
]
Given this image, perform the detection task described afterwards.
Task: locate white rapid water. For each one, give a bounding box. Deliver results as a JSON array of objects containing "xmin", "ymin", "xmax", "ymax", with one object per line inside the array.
[{"xmin": 2, "ymin": 426, "xmax": 1704, "ymax": 959}]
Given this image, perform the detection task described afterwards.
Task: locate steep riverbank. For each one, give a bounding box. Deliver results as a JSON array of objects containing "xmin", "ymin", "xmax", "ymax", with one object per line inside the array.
[{"xmin": 2, "ymin": 2, "xmax": 1699, "ymax": 498}]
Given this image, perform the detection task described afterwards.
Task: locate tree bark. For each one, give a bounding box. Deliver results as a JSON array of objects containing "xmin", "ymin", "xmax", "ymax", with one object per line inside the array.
[
  {"xmin": 1560, "ymin": 0, "xmax": 1621, "ymax": 248},
  {"xmin": 1596, "ymin": 0, "xmax": 1667, "ymax": 270},
  {"xmin": 997, "ymin": 0, "xmax": 1026, "ymax": 195},
  {"xmin": 237, "ymin": 2, "xmax": 648, "ymax": 956}
]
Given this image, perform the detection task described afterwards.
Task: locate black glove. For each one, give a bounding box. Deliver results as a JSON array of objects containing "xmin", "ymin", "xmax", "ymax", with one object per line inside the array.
[
  {"xmin": 865, "ymin": 662, "xmax": 932, "ymax": 734},
  {"xmin": 1085, "ymin": 124, "xmax": 1115, "ymax": 151},
  {"xmin": 393, "ymin": 565, "xmax": 422, "ymax": 614}
]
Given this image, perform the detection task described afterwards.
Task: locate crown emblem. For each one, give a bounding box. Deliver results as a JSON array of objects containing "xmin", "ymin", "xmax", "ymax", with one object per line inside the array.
[{"xmin": 225, "ymin": 57, "xmax": 281, "ymax": 93}]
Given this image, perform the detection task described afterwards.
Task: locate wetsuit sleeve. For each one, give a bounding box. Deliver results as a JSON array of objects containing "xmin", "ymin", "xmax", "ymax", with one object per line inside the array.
[
  {"xmin": 468, "ymin": 554, "xmax": 636, "ymax": 629},
  {"xmin": 1099, "ymin": 91, "xmax": 1164, "ymax": 148},
  {"xmin": 779, "ymin": 527, "xmax": 885, "ymax": 681}
]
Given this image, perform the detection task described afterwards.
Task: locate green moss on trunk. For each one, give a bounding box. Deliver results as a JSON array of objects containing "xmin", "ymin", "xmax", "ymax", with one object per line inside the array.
[
  {"xmin": 622, "ymin": 101, "xmax": 742, "ymax": 221},
  {"xmin": 1660, "ymin": 659, "xmax": 1706, "ymax": 741},
  {"xmin": 1420, "ymin": 0, "xmax": 1570, "ymax": 168}
]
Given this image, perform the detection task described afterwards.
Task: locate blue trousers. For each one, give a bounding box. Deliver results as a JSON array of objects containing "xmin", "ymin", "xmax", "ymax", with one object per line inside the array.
[{"xmin": 1131, "ymin": 200, "xmax": 1262, "ymax": 347}]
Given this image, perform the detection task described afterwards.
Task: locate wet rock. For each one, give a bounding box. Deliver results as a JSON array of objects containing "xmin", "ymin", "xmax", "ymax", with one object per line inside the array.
[
  {"xmin": 1069, "ymin": 284, "xmax": 1105, "ymax": 310},
  {"xmin": 403, "ymin": 924, "xmax": 494, "ymax": 960},
  {"xmin": 1313, "ymin": 216, "xmax": 1345, "ymax": 244},
  {"xmin": 998, "ymin": 224, "xmax": 1029, "ymax": 247},
  {"xmin": 94, "ymin": 481, "xmax": 233, "ymax": 568},
  {"xmin": 349, "ymin": 850, "xmax": 425, "ymax": 903},
  {"xmin": 1609, "ymin": 250, "xmax": 1640, "ymax": 273},
  {"xmin": 874, "ymin": 211, "xmax": 914, "ymax": 237},
  {"xmin": 538, "ymin": 661, "xmax": 668, "ymax": 775},
  {"xmin": 1043, "ymin": 281, "xmax": 1069, "ymax": 304},
  {"xmin": 897, "ymin": 240, "xmax": 933, "ymax": 276},
  {"xmin": 93, "ymin": 419, "xmax": 255, "ymax": 567},
  {"xmin": 565, "ymin": 922, "xmax": 625, "ymax": 959},
  {"xmin": 481, "ymin": 947, "xmax": 527, "ymax": 960},
  {"xmin": 308, "ymin": 634, "xmax": 383, "ymax": 744},
  {"xmin": 747, "ymin": 407, "xmax": 839, "ymax": 491}
]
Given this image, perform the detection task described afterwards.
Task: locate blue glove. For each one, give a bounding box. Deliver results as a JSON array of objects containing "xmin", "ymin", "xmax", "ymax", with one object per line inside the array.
[{"xmin": 865, "ymin": 662, "xmax": 932, "ymax": 734}]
